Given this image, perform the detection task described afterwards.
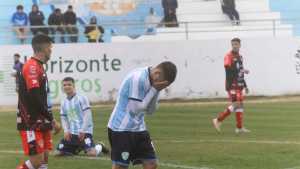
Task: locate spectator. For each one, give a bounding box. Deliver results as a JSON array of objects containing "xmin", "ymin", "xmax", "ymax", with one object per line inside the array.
[
  {"xmin": 11, "ymin": 5, "xmax": 28, "ymax": 43},
  {"xmin": 162, "ymin": 0, "xmax": 178, "ymax": 27},
  {"xmin": 11, "ymin": 53, "xmax": 23, "ymax": 92},
  {"xmin": 48, "ymin": 8, "xmax": 65, "ymax": 43},
  {"xmin": 221, "ymin": 0, "xmax": 240, "ymax": 25},
  {"xmin": 29, "ymin": 4, "xmax": 48, "ymax": 35},
  {"xmin": 64, "ymin": 5, "xmax": 78, "ymax": 43},
  {"xmin": 145, "ymin": 7, "xmax": 162, "ymax": 34},
  {"xmin": 84, "ymin": 16, "xmax": 105, "ymax": 43}
]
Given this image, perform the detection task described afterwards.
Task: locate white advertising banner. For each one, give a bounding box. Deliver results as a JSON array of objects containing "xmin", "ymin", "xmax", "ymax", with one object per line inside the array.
[{"xmin": 0, "ymin": 38, "xmax": 300, "ymax": 106}]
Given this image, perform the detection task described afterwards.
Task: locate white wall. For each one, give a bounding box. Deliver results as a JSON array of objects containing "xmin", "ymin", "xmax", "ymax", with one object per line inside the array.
[{"xmin": 0, "ymin": 38, "xmax": 300, "ymax": 106}]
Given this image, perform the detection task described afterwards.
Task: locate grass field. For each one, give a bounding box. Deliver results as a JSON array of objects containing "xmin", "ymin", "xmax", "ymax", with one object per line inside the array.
[{"xmin": 1, "ymin": 100, "xmax": 300, "ymax": 169}]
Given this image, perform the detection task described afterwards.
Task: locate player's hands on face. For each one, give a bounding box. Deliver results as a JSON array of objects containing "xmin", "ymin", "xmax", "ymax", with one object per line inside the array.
[
  {"xmin": 153, "ymin": 80, "xmax": 169, "ymax": 91},
  {"xmin": 64, "ymin": 132, "xmax": 71, "ymax": 141},
  {"xmin": 79, "ymin": 132, "xmax": 85, "ymax": 142}
]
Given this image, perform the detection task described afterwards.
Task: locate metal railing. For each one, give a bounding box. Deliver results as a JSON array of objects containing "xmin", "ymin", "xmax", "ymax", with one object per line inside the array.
[{"xmin": 0, "ymin": 18, "xmax": 296, "ymax": 44}]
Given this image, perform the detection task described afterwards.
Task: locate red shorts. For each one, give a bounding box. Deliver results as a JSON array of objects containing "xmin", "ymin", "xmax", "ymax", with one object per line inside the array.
[
  {"xmin": 19, "ymin": 130, "xmax": 53, "ymax": 156},
  {"xmin": 227, "ymin": 89, "xmax": 244, "ymax": 102}
]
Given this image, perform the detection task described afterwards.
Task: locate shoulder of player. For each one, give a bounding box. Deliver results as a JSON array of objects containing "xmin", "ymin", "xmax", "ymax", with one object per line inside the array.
[
  {"xmin": 76, "ymin": 93, "xmax": 90, "ymax": 103},
  {"xmin": 22, "ymin": 59, "xmax": 41, "ymax": 75},
  {"xmin": 224, "ymin": 51, "xmax": 233, "ymax": 58}
]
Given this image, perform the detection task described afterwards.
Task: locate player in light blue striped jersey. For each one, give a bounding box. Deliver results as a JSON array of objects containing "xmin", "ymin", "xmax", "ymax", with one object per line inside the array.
[
  {"xmin": 107, "ymin": 61, "xmax": 177, "ymax": 169},
  {"xmin": 56, "ymin": 77, "xmax": 109, "ymax": 156}
]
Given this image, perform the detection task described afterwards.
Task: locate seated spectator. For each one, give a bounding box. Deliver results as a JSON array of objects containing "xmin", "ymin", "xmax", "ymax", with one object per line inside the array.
[
  {"xmin": 48, "ymin": 8, "xmax": 65, "ymax": 43},
  {"xmin": 11, "ymin": 5, "xmax": 28, "ymax": 43},
  {"xmin": 162, "ymin": 0, "xmax": 178, "ymax": 27},
  {"xmin": 221, "ymin": 0, "xmax": 240, "ymax": 25},
  {"xmin": 64, "ymin": 5, "xmax": 78, "ymax": 43},
  {"xmin": 29, "ymin": 4, "xmax": 48, "ymax": 35},
  {"xmin": 84, "ymin": 16, "xmax": 105, "ymax": 43},
  {"xmin": 145, "ymin": 7, "xmax": 162, "ymax": 34}
]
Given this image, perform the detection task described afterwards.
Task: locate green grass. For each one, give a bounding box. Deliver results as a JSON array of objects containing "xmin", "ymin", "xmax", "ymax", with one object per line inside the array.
[{"xmin": 1, "ymin": 101, "xmax": 300, "ymax": 169}]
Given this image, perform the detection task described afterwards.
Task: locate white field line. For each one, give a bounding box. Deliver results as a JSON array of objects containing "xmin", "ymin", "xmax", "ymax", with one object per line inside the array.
[
  {"xmin": 3, "ymin": 139, "xmax": 300, "ymax": 147},
  {"xmin": 284, "ymin": 166, "xmax": 300, "ymax": 169},
  {"xmin": 0, "ymin": 150, "xmax": 213, "ymax": 169},
  {"xmin": 157, "ymin": 139, "xmax": 300, "ymax": 145}
]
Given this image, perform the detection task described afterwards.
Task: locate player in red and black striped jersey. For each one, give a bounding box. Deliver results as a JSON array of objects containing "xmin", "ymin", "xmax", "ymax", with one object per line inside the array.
[
  {"xmin": 16, "ymin": 34, "xmax": 60, "ymax": 169},
  {"xmin": 212, "ymin": 38, "xmax": 251, "ymax": 134}
]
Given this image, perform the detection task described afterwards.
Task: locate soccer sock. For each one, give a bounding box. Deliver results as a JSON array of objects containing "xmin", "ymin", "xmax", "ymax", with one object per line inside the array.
[
  {"xmin": 39, "ymin": 164, "xmax": 48, "ymax": 169},
  {"xmin": 21, "ymin": 160, "xmax": 35, "ymax": 169},
  {"xmin": 217, "ymin": 105, "xmax": 234, "ymax": 122},
  {"xmin": 95, "ymin": 144, "xmax": 103, "ymax": 156},
  {"xmin": 235, "ymin": 109, "xmax": 244, "ymax": 129}
]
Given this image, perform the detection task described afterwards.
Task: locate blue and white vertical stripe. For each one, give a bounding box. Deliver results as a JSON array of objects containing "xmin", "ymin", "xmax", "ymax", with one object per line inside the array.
[
  {"xmin": 108, "ymin": 67, "xmax": 151, "ymax": 132},
  {"xmin": 60, "ymin": 93, "xmax": 93, "ymax": 135}
]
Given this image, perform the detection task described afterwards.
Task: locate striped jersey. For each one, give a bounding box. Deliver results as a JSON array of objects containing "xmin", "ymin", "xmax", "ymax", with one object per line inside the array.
[
  {"xmin": 60, "ymin": 93, "xmax": 93, "ymax": 135},
  {"xmin": 108, "ymin": 67, "xmax": 154, "ymax": 132}
]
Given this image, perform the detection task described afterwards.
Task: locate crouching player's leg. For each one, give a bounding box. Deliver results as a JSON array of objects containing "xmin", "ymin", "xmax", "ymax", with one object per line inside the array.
[
  {"xmin": 80, "ymin": 133, "xmax": 109, "ymax": 157},
  {"xmin": 55, "ymin": 133, "xmax": 81, "ymax": 156},
  {"xmin": 109, "ymin": 128, "xmax": 158, "ymax": 169},
  {"xmin": 133, "ymin": 131, "xmax": 158, "ymax": 169}
]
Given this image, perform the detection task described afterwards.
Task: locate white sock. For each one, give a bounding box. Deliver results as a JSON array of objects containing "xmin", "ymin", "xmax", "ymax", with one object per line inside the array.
[
  {"xmin": 39, "ymin": 164, "xmax": 48, "ymax": 169},
  {"xmin": 25, "ymin": 160, "xmax": 35, "ymax": 169},
  {"xmin": 95, "ymin": 144, "xmax": 103, "ymax": 156}
]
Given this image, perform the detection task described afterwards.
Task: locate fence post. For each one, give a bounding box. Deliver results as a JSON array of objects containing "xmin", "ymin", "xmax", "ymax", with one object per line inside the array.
[{"xmin": 185, "ymin": 22, "xmax": 189, "ymax": 40}]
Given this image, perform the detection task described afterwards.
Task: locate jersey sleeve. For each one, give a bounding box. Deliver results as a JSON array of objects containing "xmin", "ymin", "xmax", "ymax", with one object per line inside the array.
[
  {"xmin": 224, "ymin": 53, "xmax": 233, "ymax": 67},
  {"xmin": 80, "ymin": 95, "xmax": 91, "ymax": 112},
  {"xmin": 128, "ymin": 72, "xmax": 146, "ymax": 101},
  {"xmin": 23, "ymin": 63, "xmax": 41, "ymax": 90}
]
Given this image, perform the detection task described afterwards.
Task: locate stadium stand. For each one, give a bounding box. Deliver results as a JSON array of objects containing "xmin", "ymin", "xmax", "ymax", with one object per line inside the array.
[
  {"xmin": 112, "ymin": 0, "xmax": 294, "ymax": 42},
  {"xmin": 0, "ymin": 0, "xmax": 297, "ymax": 44}
]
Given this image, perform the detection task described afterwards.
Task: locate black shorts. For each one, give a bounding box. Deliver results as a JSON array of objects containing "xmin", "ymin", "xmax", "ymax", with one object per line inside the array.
[
  {"xmin": 108, "ymin": 128, "xmax": 157, "ymax": 167},
  {"xmin": 56, "ymin": 133, "xmax": 95, "ymax": 155}
]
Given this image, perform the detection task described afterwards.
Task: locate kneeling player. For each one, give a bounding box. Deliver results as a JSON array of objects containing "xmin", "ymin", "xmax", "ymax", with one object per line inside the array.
[{"xmin": 56, "ymin": 77, "xmax": 109, "ymax": 156}]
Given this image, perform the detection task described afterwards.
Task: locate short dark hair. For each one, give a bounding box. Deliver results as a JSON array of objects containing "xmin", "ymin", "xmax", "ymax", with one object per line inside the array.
[
  {"xmin": 157, "ymin": 61, "xmax": 177, "ymax": 83},
  {"xmin": 31, "ymin": 34, "xmax": 53, "ymax": 53},
  {"xmin": 231, "ymin": 37, "xmax": 241, "ymax": 44},
  {"xmin": 55, "ymin": 8, "xmax": 61, "ymax": 13},
  {"xmin": 17, "ymin": 5, "xmax": 23, "ymax": 10},
  {"xmin": 63, "ymin": 77, "xmax": 75, "ymax": 84},
  {"xmin": 14, "ymin": 53, "xmax": 20, "ymax": 58},
  {"xmin": 68, "ymin": 5, "xmax": 73, "ymax": 9}
]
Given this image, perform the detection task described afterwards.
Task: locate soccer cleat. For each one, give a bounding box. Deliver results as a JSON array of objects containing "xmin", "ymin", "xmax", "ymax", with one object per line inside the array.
[
  {"xmin": 212, "ymin": 118, "xmax": 221, "ymax": 132},
  {"xmin": 97, "ymin": 142, "xmax": 110, "ymax": 155},
  {"xmin": 235, "ymin": 128, "xmax": 251, "ymax": 134}
]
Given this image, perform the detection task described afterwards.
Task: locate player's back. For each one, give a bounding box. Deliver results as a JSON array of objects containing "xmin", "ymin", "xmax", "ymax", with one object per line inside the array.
[{"xmin": 107, "ymin": 67, "xmax": 151, "ymax": 132}]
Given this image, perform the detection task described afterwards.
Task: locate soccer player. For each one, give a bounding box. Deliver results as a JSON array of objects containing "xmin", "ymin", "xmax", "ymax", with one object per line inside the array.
[
  {"xmin": 56, "ymin": 77, "xmax": 109, "ymax": 156},
  {"xmin": 107, "ymin": 61, "xmax": 177, "ymax": 169},
  {"xmin": 11, "ymin": 53, "xmax": 23, "ymax": 92},
  {"xmin": 16, "ymin": 34, "xmax": 60, "ymax": 169},
  {"xmin": 212, "ymin": 38, "xmax": 250, "ymax": 134}
]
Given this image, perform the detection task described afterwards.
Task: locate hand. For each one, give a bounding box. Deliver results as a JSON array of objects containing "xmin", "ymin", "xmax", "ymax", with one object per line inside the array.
[
  {"xmin": 79, "ymin": 132, "xmax": 85, "ymax": 142},
  {"xmin": 245, "ymin": 88, "xmax": 249, "ymax": 94},
  {"xmin": 153, "ymin": 80, "xmax": 169, "ymax": 91},
  {"xmin": 52, "ymin": 120, "xmax": 62, "ymax": 135},
  {"xmin": 64, "ymin": 132, "xmax": 71, "ymax": 141}
]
